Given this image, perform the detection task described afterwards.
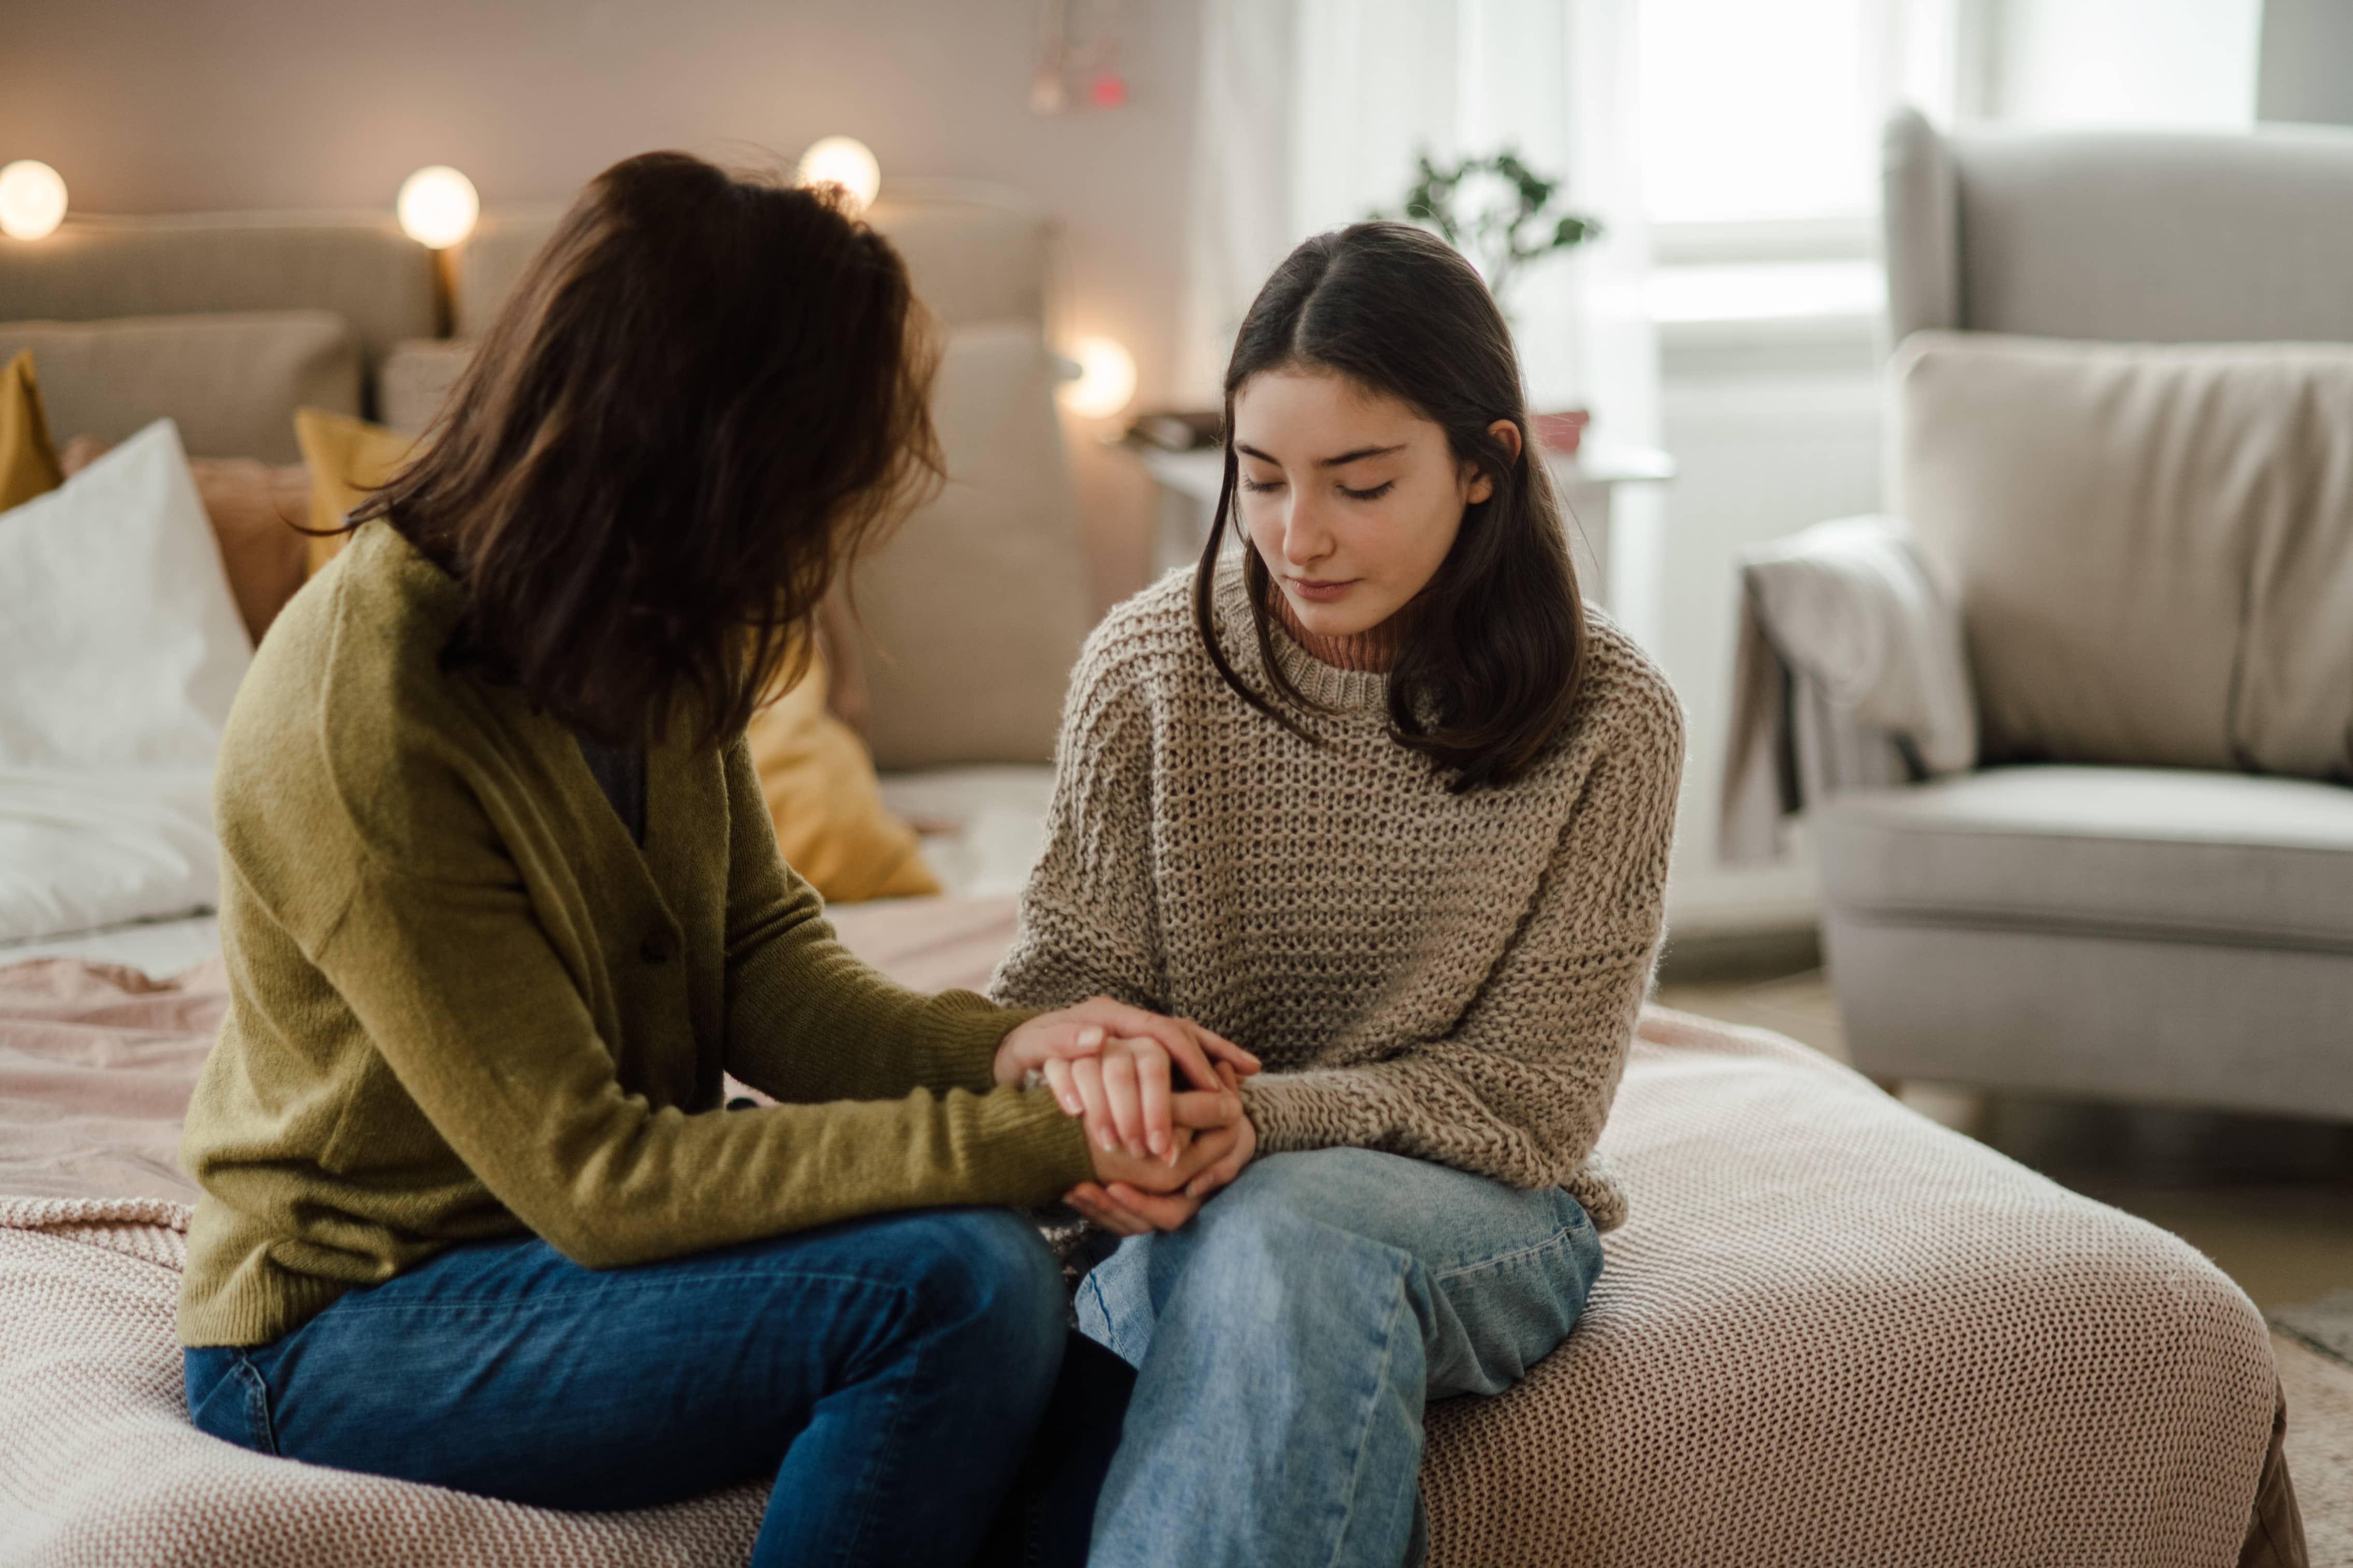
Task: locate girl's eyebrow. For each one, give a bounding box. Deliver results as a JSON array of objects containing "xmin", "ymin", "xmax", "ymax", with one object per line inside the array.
[{"xmin": 1234, "ymin": 442, "xmax": 1407, "ymax": 469}]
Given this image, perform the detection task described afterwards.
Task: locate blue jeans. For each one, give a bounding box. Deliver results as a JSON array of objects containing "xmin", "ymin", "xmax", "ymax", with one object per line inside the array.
[
  {"xmin": 184, "ymin": 1207, "xmax": 1128, "ymax": 1568},
  {"xmin": 1076, "ymin": 1148, "xmax": 1605, "ymax": 1568}
]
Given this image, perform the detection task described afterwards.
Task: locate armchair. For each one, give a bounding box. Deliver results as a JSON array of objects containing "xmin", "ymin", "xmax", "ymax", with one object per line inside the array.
[{"xmin": 1725, "ymin": 109, "xmax": 2353, "ymax": 1123}]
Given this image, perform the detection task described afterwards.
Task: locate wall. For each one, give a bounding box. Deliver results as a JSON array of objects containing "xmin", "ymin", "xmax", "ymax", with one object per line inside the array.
[
  {"xmin": 0, "ymin": 0, "xmax": 1196, "ymax": 606},
  {"xmin": 1648, "ymin": 315, "xmax": 1885, "ymax": 944},
  {"xmin": 1981, "ymin": 0, "xmax": 2260, "ymax": 126},
  {"xmin": 2257, "ymin": 0, "xmax": 2353, "ymax": 126}
]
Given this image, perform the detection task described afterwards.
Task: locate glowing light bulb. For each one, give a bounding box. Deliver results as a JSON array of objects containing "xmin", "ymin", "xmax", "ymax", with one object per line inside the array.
[
  {"xmin": 1059, "ymin": 336, "xmax": 1138, "ymax": 419},
  {"xmin": 396, "ymin": 165, "xmax": 479, "ymax": 249},
  {"xmin": 794, "ymin": 136, "xmax": 881, "ymax": 214},
  {"xmin": 0, "ymin": 161, "xmax": 68, "ymax": 241}
]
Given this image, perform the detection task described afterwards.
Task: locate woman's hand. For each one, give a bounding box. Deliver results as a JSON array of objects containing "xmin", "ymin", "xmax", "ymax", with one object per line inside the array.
[
  {"xmin": 1063, "ymin": 1066, "xmax": 1258, "ymax": 1235},
  {"xmin": 996, "ymin": 997, "xmax": 1261, "ymax": 1159}
]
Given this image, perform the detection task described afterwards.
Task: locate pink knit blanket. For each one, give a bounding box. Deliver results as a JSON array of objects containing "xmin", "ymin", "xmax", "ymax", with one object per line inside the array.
[{"xmin": 0, "ymin": 900, "xmax": 2285, "ymax": 1566}]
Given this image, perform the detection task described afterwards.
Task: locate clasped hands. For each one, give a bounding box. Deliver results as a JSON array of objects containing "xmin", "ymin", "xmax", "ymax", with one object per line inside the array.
[{"xmin": 995, "ymin": 998, "xmax": 1261, "ymax": 1235}]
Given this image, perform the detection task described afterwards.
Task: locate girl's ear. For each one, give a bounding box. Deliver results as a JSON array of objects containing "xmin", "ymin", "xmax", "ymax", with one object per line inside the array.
[{"xmin": 1462, "ymin": 419, "xmax": 1522, "ymax": 506}]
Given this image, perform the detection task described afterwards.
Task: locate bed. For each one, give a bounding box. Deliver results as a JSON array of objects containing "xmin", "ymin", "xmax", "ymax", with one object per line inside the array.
[
  {"xmin": 0, "ymin": 191, "xmax": 2299, "ymax": 1564},
  {"xmin": 0, "ymin": 931, "xmax": 2293, "ymax": 1566}
]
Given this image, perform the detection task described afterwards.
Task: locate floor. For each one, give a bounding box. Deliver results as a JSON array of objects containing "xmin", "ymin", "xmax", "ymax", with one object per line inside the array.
[{"xmin": 1652, "ymin": 968, "xmax": 2353, "ymax": 1316}]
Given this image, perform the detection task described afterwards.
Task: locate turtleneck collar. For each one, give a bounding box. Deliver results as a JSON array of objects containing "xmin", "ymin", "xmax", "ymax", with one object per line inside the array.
[
  {"xmin": 1210, "ymin": 556, "xmax": 1420, "ymax": 715},
  {"xmin": 1268, "ymin": 586, "xmax": 1419, "ymax": 674}
]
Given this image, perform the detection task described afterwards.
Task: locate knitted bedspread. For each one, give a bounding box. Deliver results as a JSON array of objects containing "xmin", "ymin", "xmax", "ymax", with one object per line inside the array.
[{"xmin": 0, "ymin": 898, "xmax": 2286, "ymax": 1566}]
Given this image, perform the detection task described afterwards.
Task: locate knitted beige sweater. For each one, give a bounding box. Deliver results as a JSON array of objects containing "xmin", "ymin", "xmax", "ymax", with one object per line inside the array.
[{"xmin": 991, "ymin": 561, "xmax": 1685, "ymax": 1231}]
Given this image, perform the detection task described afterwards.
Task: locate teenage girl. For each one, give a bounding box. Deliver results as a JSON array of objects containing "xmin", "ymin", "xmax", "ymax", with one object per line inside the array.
[{"xmin": 994, "ymin": 220, "xmax": 1685, "ymax": 1568}]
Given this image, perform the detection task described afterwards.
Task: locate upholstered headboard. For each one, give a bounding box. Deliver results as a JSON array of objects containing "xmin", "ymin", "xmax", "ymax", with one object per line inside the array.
[
  {"xmin": 453, "ymin": 180, "xmax": 1054, "ymax": 335},
  {"xmin": 0, "ymin": 212, "xmax": 436, "ymax": 364},
  {"xmin": 0, "ymin": 213, "xmax": 434, "ymax": 460},
  {"xmin": 0, "ymin": 182, "xmax": 1094, "ymax": 769}
]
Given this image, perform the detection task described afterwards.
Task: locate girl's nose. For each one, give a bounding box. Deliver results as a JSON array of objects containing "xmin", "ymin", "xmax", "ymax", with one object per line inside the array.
[{"xmin": 1281, "ymin": 497, "xmax": 1332, "ymax": 566}]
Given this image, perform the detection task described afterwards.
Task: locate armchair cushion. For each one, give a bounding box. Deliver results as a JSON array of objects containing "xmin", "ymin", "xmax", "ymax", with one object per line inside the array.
[
  {"xmin": 1893, "ymin": 330, "xmax": 2353, "ymax": 781},
  {"xmin": 1816, "ymin": 765, "xmax": 2353, "ymax": 954}
]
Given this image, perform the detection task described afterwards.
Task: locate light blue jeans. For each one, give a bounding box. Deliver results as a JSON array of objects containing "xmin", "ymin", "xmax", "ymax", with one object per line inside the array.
[{"xmin": 1076, "ymin": 1147, "xmax": 1605, "ymax": 1568}]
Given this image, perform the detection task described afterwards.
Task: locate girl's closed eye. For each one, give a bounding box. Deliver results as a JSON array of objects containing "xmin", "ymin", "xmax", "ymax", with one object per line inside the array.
[
  {"xmin": 1339, "ymin": 480, "xmax": 1394, "ymax": 501},
  {"xmin": 1240, "ymin": 474, "xmax": 1285, "ymax": 493}
]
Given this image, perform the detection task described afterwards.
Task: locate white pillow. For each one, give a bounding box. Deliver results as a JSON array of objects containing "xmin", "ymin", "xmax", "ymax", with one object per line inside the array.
[
  {"xmin": 0, "ymin": 419, "xmax": 249, "ymax": 942},
  {"xmin": 0, "ymin": 418, "xmax": 251, "ymax": 770},
  {"xmin": 0, "ymin": 766, "xmax": 219, "ymax": 944}
]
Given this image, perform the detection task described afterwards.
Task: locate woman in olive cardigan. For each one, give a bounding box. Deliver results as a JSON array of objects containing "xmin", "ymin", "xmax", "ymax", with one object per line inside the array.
[{"xmin": 176, "ymin": 151, "xmax": 1255, "ymax": 1568}]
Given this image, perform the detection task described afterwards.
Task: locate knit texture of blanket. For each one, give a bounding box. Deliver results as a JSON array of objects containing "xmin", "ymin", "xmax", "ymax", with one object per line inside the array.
[{"xmin": 0, "ymin": 929, "xmax": 2296, "ymax": 1566}]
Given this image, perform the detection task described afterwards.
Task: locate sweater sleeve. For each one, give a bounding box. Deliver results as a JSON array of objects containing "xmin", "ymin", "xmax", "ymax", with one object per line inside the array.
[
  {"xmin": 714, "ymin": 736, "xmax": 1039, "ymax": 1104},
  {"xmin": 1236, "ymin": 681, "xmax": 1685, "ymax": 1212},
  {"xmin": 989, "ymin": 640, "xmax": 1167, "ymax": 1013},
  {"xmin": 310, "ymin": 755, "xmax": 1091, "ymax": 1273}
]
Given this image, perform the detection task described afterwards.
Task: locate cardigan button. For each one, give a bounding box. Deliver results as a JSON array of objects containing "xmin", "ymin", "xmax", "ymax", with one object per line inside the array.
[{"xmin": 639, "ymin": 934, "xmax": 673, "ymax": 965}]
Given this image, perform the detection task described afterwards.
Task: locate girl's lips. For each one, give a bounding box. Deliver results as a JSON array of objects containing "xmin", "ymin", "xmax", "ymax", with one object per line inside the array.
[{"xmin": 1287, "ymin": 577, "xmax": 1357, "ymax": 603}]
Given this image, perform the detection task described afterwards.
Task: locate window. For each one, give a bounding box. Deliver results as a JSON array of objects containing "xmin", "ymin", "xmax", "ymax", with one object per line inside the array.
[{"xmin": 1638, "ymin": 0, "xmax": 1879, "ymax": 227}]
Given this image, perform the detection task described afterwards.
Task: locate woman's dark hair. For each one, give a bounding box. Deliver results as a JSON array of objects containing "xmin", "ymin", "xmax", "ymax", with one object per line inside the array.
[
  {"xmin": 347, "ymin": 150, "xmax": 943, "ymax": 748},
  {"xmin": 1193, "ymin": 220, "xmax": 1587, "ymax": 792}
]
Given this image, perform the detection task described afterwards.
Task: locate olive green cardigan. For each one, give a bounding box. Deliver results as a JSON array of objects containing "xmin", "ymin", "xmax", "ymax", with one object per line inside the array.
[{"xmin": 178, "ymin": 523, "xmax": 1092, "ymax": 1348}]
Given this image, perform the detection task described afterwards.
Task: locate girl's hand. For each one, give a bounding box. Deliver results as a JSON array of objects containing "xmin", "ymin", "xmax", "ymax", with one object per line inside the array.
[
  {"xmin": 1062, "ymin": 1072, "xmax": 1255, "ymax": 1234},
  {"xmin": 1178, "ymin": 1062, "xmax": 1257, "ymax": 1198},
  {"xmin": 1066, "ymin": 1121, "xmax": 1245, "ymax": 1236},
  {"xmin": 996, "ymin": 997, "xmax": 1262, "ymax": 1157},
  {"xmin": 1044, "ymin": 1035, "xmax": 1188, "ymax": 1160}
]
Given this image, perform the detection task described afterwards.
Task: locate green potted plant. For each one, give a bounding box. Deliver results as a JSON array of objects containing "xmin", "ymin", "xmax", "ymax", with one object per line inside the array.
[{"xmin": 1375, "ymin": 149, "xmax": 1601, "ymax": 454}]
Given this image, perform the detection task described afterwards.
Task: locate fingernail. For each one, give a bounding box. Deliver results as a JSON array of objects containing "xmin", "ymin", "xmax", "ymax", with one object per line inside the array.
[
  {"xmin": 1080, "ymin": 1026, "xmax": 1103, "ymax": 1047},
  {"xmin": 1097, "ymin": 1129, "xmax": 1117, "ymax": 1152}
]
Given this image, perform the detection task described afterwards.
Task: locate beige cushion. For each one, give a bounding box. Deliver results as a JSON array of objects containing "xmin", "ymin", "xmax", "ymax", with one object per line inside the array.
[
  {"xmin": 1817, "ymin": 765, "xmax": 2353, "ymax": 954},
  {"xmin": 0, "ymin": 213, "xmax": 434, "ymax": 379},
  {"xmin": 374, "ymin": 339, "xmax": 474, "ymax": 436},
  {"xmin": 850, "ymin": 323, "xmax": 1093, "ymax": 769},
  {"xmin": 0, "ymin": 313, "xmax": 359, "ymax": 464},
  {"xmin": 1893, "ymin": 330, "xmax": 2353, "ymax": 778}
]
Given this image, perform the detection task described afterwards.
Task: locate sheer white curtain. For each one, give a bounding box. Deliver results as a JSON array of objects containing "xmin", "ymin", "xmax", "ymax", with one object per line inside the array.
[{"xmin": 1180, "ymin": 0, "xmax": 1657, "ymax": 453}]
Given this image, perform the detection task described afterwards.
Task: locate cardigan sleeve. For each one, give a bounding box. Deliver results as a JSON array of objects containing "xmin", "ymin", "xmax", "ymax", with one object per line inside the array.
[
  {"xmin": 1236, "ymin": 682, "xmax": 1684, "ymax": 1216},
  {"xmin": 309, "ymin": 792, "xmax": 1090, "ymax": 1273},
  {"xmin": 988, "ymin": 640, "xmax": 1168, "ymax": 1014},
  {"xmin": 713, "ymin": 736, "xmax": 1041, "ymax": 1104}
]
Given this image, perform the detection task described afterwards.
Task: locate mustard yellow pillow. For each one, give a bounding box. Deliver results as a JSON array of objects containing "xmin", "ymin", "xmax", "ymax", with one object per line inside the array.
[
  {"xmin": 293, "ymin": 406, "xmax": 416, "ymax": 574},
  {"xmin": 0, "ymin": 350, "xmax": 63, "ymax": 513},
  {"xmin": 747, "ymin": 644, "xmax": 942, "ymax": 903}
]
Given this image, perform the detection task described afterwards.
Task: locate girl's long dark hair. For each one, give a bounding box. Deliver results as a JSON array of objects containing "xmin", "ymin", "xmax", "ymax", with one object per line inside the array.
[
  {"xmin": 1193, "ymin": 221, "xmax": 1587, "ymax": 793},
  {"xmin": 348, "ymin": 150, "xmax": 944, "ymax": 749}
]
